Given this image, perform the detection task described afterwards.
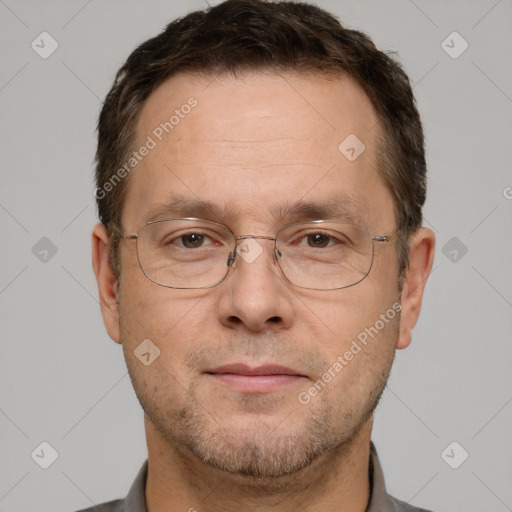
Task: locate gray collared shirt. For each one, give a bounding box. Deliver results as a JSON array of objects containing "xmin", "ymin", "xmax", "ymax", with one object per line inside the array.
[{"xmin": 75, "ymin": 442, "xmax": 433, "ymax": 512}]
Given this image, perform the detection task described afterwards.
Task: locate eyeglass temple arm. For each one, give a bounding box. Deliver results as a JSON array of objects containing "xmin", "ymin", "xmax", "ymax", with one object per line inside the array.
[{"xmin": 372, "ymin": 234, "xmax": 396, "ymax": 243}]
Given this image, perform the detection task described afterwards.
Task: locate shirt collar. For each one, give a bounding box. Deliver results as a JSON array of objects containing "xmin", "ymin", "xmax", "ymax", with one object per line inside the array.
[
  {"xmin": 366, "ymin": 441, "xmax": 394, "ymax": 511},
  {"xmin": 124, "ymin": 459, "xmax": 147, "ymax": 512}
]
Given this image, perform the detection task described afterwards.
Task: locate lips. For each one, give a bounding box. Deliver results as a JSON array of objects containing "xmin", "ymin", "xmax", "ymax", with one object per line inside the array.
[
  {"xmin": 206, "ymin": 364, "xmax": 304, "ymax": 376},
  {"xmin": 205, "ymin": 364, "xmax": 307, "ymax": 393}
]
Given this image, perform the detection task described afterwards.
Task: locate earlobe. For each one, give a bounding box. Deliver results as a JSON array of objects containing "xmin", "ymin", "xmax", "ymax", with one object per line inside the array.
[
  {"xmin": 91, "ymin": 223, "xmax": 121, "ymax": 343},
  {"xmin": 396, "ymin": 228, "xmax": 435, "ymax": 350}
]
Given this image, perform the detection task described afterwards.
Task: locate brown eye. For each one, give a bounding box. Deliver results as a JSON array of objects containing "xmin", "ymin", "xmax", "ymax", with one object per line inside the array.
[
  {"xmin": 306, "ymin": 233, "xmax": 330, "ymax": 248},
  {"xmin": 181, "ymin": 234, "xmax": 205, "ymax": 248}
]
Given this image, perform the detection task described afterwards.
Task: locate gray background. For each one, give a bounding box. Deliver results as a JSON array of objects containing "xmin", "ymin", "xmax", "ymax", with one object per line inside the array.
[{"xmin": 1, "ymin": 0, "xmax": 511, "ymax": 511}]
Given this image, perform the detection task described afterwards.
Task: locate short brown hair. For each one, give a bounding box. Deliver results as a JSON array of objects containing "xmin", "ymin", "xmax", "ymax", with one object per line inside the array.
[{"xmin": 95, "ymin": 0, "xmax": 426, "ymax": 283}]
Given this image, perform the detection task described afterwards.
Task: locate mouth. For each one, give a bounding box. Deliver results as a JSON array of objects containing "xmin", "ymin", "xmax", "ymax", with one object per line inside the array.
[{"xmin": 204, "ymin": 364, "xmax": 308, "ymax": 393}]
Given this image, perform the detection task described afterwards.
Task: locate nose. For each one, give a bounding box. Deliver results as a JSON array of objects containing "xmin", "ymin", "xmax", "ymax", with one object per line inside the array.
[{"xmin": 216, "ymin": 237, "xmax": 294, "ymax": 334}]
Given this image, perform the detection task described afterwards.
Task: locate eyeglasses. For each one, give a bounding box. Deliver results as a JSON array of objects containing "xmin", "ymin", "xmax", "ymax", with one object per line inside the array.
[{"xmin": 114, "ymin": 218, "xmax": 395, "ymax": 290}]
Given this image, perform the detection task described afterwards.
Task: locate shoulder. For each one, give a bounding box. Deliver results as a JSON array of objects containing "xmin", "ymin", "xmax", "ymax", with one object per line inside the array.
[
  {"xmin": 388, "ymin": 494, "xmax": 435, "ymax": 512},
  {"xmin": 73, "ymin": 498, "xmax": 124, "ymax": 512}
]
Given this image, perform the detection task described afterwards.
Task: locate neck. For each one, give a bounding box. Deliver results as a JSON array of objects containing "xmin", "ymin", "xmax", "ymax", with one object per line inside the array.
[{"xmin": 144, "ymin": 415, "xmax": 373, "ymax": 512}]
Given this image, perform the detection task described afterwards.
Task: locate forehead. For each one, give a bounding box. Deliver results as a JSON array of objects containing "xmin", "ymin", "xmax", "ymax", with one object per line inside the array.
[{"xmin": 123, "ymin": 70, "xmax": 393, "ymax": 231}]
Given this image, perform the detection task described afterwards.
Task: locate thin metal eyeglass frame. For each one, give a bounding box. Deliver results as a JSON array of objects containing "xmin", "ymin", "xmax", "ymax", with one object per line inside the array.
[{"xmin": 113, "ymin": 218, "xmax": 396, "ymax": 290}]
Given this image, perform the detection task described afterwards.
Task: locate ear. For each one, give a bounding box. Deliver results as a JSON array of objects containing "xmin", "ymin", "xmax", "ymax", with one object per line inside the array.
[
  {"xmin": 91, "ymin": 223, "xmax": 121, "ymax": 344},
  {"xmin": 397, "ymin": 227, "xmax": 435, "ymax": 350}
]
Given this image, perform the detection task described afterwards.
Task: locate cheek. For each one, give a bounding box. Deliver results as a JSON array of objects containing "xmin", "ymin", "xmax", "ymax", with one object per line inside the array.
[
  {"xmin": 305, "ymin": 281, "xmax": 398, "ymax": 354},
  {"xmin": 117, "ymin": 269, "xmax": 216, "ymax": 364}
]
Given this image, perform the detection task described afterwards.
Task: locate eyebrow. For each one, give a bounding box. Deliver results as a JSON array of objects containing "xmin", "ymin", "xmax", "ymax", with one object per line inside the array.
[
  {"xmin": 275, "ymin": 196, "xmax": 368, "ymax": 224},
  {"xmin": 144, "ymin": 195, "xmax": 237, "ymax": 223},
  {"xmin": 143, "ymin": 193, "xmax": 368, "ymax": 226}
]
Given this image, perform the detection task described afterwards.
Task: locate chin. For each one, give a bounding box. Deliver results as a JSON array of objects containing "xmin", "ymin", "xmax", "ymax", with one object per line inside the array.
[{"xmin": 161, "ymin": 401, "xmax": 358, "ymax": 481}]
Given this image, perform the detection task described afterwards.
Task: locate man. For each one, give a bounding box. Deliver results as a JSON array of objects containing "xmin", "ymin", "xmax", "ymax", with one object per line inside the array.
[{"xmin": 86, "ymin": 0, "xmax": 435, "ymax": 510}]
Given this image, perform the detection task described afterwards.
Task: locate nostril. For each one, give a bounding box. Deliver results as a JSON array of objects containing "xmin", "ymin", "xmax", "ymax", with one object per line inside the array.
[{"xmin": 268, "ymin": 316, "xmax": 281, "ymax": 323}]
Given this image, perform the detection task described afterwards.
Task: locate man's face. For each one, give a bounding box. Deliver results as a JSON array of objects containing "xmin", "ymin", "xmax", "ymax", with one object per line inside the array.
[{"xmin": 112, "ymin": 71, "xmax": 402, "ymax": 477}]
